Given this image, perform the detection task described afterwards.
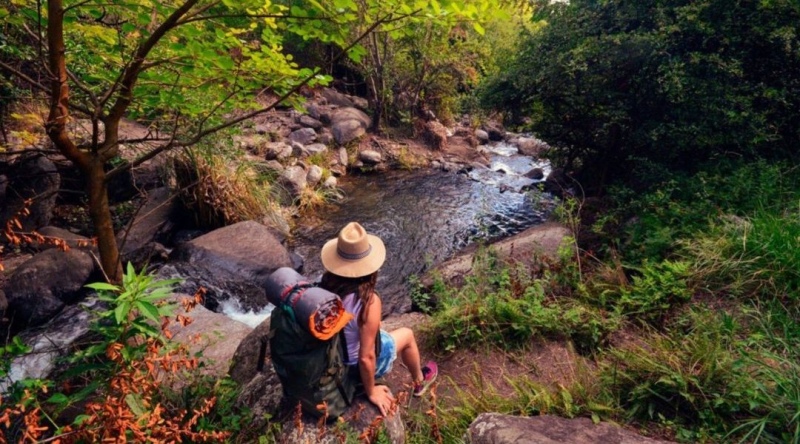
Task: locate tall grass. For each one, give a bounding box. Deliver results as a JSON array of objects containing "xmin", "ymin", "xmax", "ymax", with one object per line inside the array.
[
  {"xmin": 726, "ymin": 302, "xmax": 800, "ymax": 444},
  {"xmin": 405, "ymin": 361, "xmax": 614, "ymax": 444},
  {"xmin": 686, "ymin": 211, "xmax": 800, "ymax": 300},
  {"xmin": 601, "ymin": 309, "xmax": 749, "ymax": 440},
  {"xmin": 173, "ymin": 146, "xmax": 288, "ymax": 233}
]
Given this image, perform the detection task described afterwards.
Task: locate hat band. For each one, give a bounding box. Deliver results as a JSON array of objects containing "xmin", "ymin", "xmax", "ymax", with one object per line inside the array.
[{"xmin": 337, "ymin": 244, "xmax": 372, "ymax": 261}]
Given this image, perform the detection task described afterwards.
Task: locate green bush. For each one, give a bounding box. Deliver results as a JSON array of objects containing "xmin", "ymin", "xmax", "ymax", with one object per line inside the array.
[
  {"xmin": 607, "ymin": 259, "xmax": 692, "ymax": 326},
  {"xmin": 480, "ymin": 0, "xmax": 800, "ymax": 194},
  {"xmin": 425, "ymin": 248, "xmax": 619, "ymax": 353},
  {"xmin": 601, "ymin": 309, "xmax": 750, "ymax": 441},
  {"xmin": 728, "ymin": 303, "xmax": 800, "ymax": 444}
]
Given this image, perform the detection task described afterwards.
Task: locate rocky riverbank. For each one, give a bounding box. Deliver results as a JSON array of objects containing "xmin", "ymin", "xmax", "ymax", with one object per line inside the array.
[{"xmin": 0, "ymin": 87, "xmax": 667, "ymax": 443}]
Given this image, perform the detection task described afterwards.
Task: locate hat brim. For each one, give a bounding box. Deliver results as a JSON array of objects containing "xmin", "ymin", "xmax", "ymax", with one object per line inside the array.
[{"xmin": 320, "ymin": 234, "xmax": 386, "ymax": 278}]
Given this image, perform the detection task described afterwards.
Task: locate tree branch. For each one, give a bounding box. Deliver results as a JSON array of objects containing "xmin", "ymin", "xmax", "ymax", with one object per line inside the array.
[
  {"xmin": 175, "ymin": 0, "xmax": 219, "ymax": 23},
  {"xmin": 66, "ymin": 68, "xmax": 99, "ymax": 107},
  {"xmin": 195, "ymin": 68, "xmax": 242, "ymax": 132},
  {"xmin": 62, "ymin": 0, "xmax": 93, "ymax": 13},
  {"xmin": 140, "ymin": 56, "xmax": 191, "ymax": 71},
  {"xmin": 104, "ymin": 0, "xmax": 200, "ymax": 148},
  {"xmin": 108, "ymin": 10, "xmax": 411, "ymax": 179},
  {"xmin": 0, "ymin": 61, "xmax": 95, "ymax": 117},
  {"xmin": 181, "ymin": 12, "xmax": 398, "ymax": 144},
  {"xmin": 177, "ymin": 13, "xmax": 330, "ymax": 25}
]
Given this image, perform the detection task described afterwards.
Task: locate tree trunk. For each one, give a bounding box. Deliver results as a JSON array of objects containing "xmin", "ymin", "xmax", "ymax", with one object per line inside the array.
[
  {"xmin": 46, "ymin": 0, "xmax": 122, "ymax": 282},
  {"xmin": 87, "ymin": 161, "xmax": 122, "ymax": 282}
]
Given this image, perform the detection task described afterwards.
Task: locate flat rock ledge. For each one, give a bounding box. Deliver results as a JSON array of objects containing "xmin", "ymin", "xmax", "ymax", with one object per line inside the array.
[
  {"xmin": 466, "ymin": 414, "xmax": 675, "ymax": 444},
  {"xmin": 427, "ymin": 222, "xmax": 570, "ymax": 288}
]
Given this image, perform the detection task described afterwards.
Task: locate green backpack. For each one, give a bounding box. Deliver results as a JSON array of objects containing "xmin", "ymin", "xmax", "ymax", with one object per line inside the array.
[
  {"xmin": 265, "ymin": 268, "xmax": 382, "ymax": 419},
  {"xmin": 269, "ymin": 300, "xmax": 357, "ymax": 419}
]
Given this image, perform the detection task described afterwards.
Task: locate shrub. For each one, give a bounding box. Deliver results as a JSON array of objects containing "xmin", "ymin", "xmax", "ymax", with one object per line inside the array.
[
  {"xmin": 685, "ymin": 209, "xmax": 800, "ymax": 301},
  {"xmin": 727, "ymin": 302, "xmax": 800, "ymax": 444},
  {"xmin": 0, "ymin": 264, "xmax": 246, "ymax": 442},
  {"xmin": 425, "ymin": 248, "xmax": 619, "ymax": 353},
  {"xmin": 603, "ymin": 259, "xmax": 692, "ymax": 326},
  {"xmin": 601, "ymin": 309, "xmax": 750, "ymax": 440}
]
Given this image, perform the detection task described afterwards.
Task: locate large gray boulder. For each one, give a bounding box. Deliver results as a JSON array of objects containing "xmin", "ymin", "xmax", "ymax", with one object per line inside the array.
[
  {"xmin": 279, "ymin": 165, "xmax": 308, "ymax": 199},
  {"xmin": 330, "ymin": 107, "xmax": 371, "ymax": 146},
  {"xmin": 331, "ymin": 107, "xmax": 371, "ymax": 129},
  {"xmin": 332, "ymin": 120, "xmax": 367, "ymax": 146},
  {"xmin": 167, "ymin": 221, "xmax": 293, "ymax": 312},
  {"xmin": 299, "ymin": 115, "xmax": 324, "ymax": 130},
  {"xmin": 483, "ymin": 123, "xmax": 505, "ymax": 142},
  {"xmin": 336, "ymin": 147, "xmax": 349, "ymax": 167},
  {"xmin": 229, "ymin": 316, "xmax": 273, "ymax": 385},
  {"xmin": 117, "ymin": 187, "xmax": 177, "ymax": 267},
  {"xmin": 0, "ymin": 297, "xmax": 102, "ymax": 393},
  {"xmin": 475, "ymin": 129, "xmax": 490, "ymax": 145},
  {"xmin": 359, "ymin": 150, "xmax": 383, "ymax": 165},
  {"xmin": 306, "ymin": 165, "xmax": 324, "ymax": 187},
  {"xmin": 174, "ymin": 221, "xmax": 292, "ymax": 286},
  {"xmin": 1, "ymin": 155, "xmax": 60, "ymax": 231},
  {"xmin": 515, "ymin": 137, "xmax": 550, "ymax": 157},
  {"xmin": 466, "ymin": 414, "xmax": 674, "ymax": 444},
  {"xmin": 320, "ymin": 88, "xmax": 356, "ymax": 108},
  {"xmin": 525, "ymin": 168, "xmax": 545, "ymax": 180},
  {"xmin": 300, "ymin": 143, "xmax": 328, "ymax": 157},
  {"xmin": 5, "ymin": 249, "xmax": 96, "ymax": 327},
  {"xmin": 421, "ymin": 120, "xmax": 448, "ymax": 150},
  {"xmin": 265, "ymin": 142, "xmax": 293, "ymax": 161},
  {"xmin": 166, "ymin": 293, "xmax": 253, "ymax": 378},
  {"xmin": 288, "ymin": 128, "xmax": 318, "ymax": 146}
]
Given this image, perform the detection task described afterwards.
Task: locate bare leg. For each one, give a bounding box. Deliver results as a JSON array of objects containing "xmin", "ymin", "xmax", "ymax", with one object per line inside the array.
[{"xmin": 389, "ymin": 327, "xmax": 423, "ymax": 382}]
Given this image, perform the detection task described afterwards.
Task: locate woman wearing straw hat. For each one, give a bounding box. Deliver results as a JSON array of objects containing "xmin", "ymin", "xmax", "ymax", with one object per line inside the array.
[{"xmin": 320, "ymin": 222, "xmax": 438, "ymax": 417}]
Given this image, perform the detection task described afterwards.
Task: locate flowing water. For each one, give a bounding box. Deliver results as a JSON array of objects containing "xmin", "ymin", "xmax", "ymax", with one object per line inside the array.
[
  {"xmin": 224, "ymin": 142, "xmax": 554, "ymax": 325},
  {"xmin": 291, "ymin": 143, "xmax": 554, "ymax": 305}
]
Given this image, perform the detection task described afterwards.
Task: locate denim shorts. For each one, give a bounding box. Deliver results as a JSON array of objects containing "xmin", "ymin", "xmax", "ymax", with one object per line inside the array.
[{"xmin": 375, "ymin": 330, "xmax": 397, "ymax": 378}]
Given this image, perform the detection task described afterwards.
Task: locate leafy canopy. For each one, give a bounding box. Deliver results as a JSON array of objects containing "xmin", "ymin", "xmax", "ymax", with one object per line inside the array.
[{"xmin": 2, "ymin": 0, "xmax": 357, "ymax": 140}]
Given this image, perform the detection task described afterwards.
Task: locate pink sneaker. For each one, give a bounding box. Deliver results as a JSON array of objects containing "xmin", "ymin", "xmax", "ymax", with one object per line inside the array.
[{"xmin": 413, "ymin": 361, "xmax": 438, "ymax": 397}]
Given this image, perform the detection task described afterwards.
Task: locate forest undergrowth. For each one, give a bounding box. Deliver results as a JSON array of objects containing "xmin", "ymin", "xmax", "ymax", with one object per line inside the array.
[{"xmin": 413, "ymin": 160, "xmax": 800, "ymax": 443}]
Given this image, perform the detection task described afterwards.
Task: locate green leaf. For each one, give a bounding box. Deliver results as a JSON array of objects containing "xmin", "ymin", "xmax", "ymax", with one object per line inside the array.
[
  {"xmin": 73, "ymin": 415, "xmax": 92, "ymax": 426},
  {"xmin": 131, "ymin": 320, "xmax": 161, "ymax": 338},
  {"xmin": 46, "ymin": 393, "xmax": 70, "ymax": 405},
  {"xmin": 85, "ymin": 282, "xmax": 120, "ymax": 292},
  {"xmin": 114, "ymin": 301, "xmax": 131, "ymax": 324},
  {"xmin": 472, "ymin": 21, "xmax": 485, "ymax": 35},
  {"xmin": 125, "ymin": 393, "xmax": 146, "ymax": 417},
  {"xmin": 135, "ymin": 300, "xmax": 161, "ymax": 323}
]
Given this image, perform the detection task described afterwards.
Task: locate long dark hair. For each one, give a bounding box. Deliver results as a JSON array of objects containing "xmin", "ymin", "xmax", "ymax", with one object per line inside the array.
[{"xmin": 320, "ymin": 271, "xmax": 378, "ymax": 323}]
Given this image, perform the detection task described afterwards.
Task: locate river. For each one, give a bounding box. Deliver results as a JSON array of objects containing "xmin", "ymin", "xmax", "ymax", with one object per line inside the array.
[{"xmin": 222, "ymin": 142, "xmax": 556, "ymax": 326}]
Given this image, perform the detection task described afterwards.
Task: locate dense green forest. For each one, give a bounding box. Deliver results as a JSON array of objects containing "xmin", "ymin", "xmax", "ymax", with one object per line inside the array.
[{"xmin": 2, "ymin": 0, "xmax": 800, "ymax": 442}]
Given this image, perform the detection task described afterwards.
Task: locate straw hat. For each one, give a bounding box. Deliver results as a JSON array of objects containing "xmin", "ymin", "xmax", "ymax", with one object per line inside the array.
[{"xmin": 321, "ymin": 222, "xmax": 386, "ymax": 278}]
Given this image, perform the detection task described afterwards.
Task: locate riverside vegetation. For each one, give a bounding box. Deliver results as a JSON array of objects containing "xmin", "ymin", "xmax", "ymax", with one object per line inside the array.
[{"xmin": 2, "ymin": 0, "xmax": 800, "ymax": 443}]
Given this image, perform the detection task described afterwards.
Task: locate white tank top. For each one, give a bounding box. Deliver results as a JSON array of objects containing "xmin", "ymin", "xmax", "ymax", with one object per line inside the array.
[{"xmin": 342, "ymin": 293, "xmax": 362, "ymax": 365}]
